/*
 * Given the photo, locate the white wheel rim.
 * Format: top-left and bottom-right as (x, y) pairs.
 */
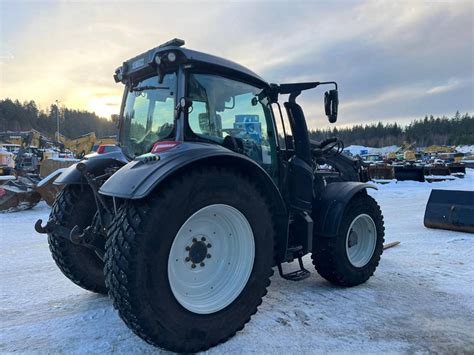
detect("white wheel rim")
(167, 204), (255, 314)
(345, 214), (377, 268)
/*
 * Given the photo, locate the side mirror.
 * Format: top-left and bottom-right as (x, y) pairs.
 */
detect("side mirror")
(324, 89), (338, 123)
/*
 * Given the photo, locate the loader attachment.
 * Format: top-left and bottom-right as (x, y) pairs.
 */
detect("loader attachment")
(0, 178), (41, 212)
(424, 189), (474, 233)
(34, 169), (65, 206)
(393, 165), (425, 182)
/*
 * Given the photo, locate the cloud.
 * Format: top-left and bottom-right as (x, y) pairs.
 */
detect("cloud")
(0, 0), (472, 127)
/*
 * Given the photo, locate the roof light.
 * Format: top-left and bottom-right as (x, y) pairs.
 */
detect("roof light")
(151, 141), (181, 154)
(154, 54), (161, 65)
(114, 67), (123, 82)
(167, 52), (176, 62)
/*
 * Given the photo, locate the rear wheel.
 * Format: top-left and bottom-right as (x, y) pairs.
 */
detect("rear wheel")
(312, 193), (384, 286)
(48, 185), (107, 294)
(105, 168), (274, 352)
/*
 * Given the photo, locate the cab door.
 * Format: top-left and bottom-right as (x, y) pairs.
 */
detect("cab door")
(185, 73), (279, 182)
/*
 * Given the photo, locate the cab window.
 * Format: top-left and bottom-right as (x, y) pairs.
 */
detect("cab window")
(187, 73), (276, 173)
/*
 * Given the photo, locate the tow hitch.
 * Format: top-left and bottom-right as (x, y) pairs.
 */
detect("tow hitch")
(35, 219), (105, 259)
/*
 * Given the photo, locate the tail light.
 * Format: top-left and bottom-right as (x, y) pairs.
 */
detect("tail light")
(151, 141), (181, 154)
(97, 145), (107, 154)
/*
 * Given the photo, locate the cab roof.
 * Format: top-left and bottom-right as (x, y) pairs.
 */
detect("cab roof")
(116, 38), (268, 87)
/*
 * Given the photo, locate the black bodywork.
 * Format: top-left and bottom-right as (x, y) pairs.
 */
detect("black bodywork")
(41, 39), (375, 267)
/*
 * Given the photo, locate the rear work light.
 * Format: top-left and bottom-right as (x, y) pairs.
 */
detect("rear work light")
(151, 141), (181, 154)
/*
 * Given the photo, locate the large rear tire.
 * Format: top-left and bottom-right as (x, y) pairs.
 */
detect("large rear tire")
(312, 193), (384, 286)
(105, 168), (274, 352)
(48, 185), (107, 294)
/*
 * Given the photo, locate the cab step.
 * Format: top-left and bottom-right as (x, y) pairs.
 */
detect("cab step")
(277, 256), (310, 281)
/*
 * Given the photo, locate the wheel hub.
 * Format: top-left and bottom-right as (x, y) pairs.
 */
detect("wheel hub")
(345, 214), (377, 268)
(348, 230), (358, 248)
(186, 237), (211, 266)
(167, 204), (255, 314)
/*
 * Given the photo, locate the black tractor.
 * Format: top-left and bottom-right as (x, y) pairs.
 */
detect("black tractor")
(36, 39), (384, 353)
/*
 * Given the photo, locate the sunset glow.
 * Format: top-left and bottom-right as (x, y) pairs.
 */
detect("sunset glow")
(1, 0), (472, 128)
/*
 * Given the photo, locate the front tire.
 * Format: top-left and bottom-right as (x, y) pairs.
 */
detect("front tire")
(105, 168), (274, 352)
(48, 185), (107, 294)
(312, 193), (384, 286)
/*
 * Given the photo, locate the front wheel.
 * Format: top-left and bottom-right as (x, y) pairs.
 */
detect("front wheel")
(312, 193), (384, 286)
(105, 168), (274, 352)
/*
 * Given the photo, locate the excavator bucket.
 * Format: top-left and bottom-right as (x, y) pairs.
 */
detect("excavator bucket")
(368, 165), (395, 180)
(424, 189), (474, 233)
(393, 165), (425, 182)
(0, 179), (42, 213)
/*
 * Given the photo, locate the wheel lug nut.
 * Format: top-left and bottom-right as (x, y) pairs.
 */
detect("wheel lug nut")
(207, 243), (212, 248)
(201, 237), (206, 241)
(206, 254), (211, 258)
(192, 238), (197, 243)
(185, 257), (190, 262)
(191, 264), (196, 269)
(185, 246), (190, 251)
(200, 262), (205, 267)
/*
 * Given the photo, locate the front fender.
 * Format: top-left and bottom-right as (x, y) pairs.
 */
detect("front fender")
(313, 182), (377, 238)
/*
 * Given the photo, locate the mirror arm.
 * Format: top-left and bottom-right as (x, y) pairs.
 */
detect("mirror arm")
(289, 91), (302, 103)
(319, 81), (338, 90)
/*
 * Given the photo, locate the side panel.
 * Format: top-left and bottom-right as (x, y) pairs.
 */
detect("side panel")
(313, 182), (377, 238)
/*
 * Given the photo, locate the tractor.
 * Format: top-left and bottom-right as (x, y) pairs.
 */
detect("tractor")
(35, 39), (384, 352)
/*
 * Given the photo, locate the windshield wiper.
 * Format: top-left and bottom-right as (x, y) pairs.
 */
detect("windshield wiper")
(130, 85), (170, 92)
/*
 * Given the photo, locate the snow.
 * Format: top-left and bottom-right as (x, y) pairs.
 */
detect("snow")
(345, 145), (400, 156)
(1, 172), (474, 353)
(456, 145), (474, 154)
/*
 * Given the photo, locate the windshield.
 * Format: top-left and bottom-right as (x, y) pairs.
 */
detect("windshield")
(121, 73), (176, 157)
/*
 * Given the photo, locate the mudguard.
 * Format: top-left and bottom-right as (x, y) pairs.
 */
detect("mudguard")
(54, 150), (128, 185)
(99, 142), (289, 263)
(313, 182), (377, 238)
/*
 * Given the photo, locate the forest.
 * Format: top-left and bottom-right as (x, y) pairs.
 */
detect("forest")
(0, 99), (117, 139)
(309, 112), (473, 147)
(0, 99), (472, 146)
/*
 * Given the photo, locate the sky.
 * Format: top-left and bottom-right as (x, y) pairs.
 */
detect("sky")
(0, 0), (473, 130)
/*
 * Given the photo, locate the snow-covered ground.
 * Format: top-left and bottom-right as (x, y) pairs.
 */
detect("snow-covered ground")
(1, 172), (473, 353)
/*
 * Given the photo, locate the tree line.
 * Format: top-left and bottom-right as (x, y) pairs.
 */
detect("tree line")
(309, 112), (473, 147)
(0, 99), (117, 139)
(0, 99), (472, 146)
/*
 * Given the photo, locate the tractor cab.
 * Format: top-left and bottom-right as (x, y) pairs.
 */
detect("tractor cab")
(115, 39), (339, 194)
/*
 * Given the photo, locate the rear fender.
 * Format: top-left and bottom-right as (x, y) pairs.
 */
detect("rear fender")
(99, 142), (289, 263)
(54, 151), (128, 185)
(313, 182), (377, 238)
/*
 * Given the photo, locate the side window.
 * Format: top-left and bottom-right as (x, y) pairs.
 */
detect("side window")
(187, 74), (276, 171)
(188, 101), (208, 134)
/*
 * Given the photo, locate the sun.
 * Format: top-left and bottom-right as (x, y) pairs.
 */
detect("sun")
(88, 95), (122, 119)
